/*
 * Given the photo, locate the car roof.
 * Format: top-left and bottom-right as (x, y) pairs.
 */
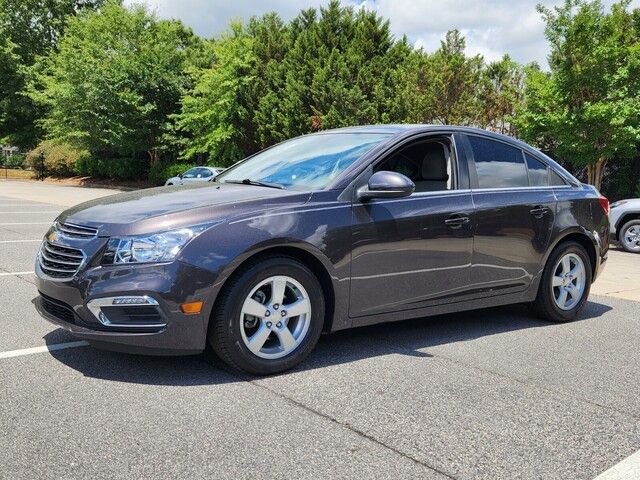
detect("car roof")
(319, 124), (527, 143)
(320, 124), (569, 165)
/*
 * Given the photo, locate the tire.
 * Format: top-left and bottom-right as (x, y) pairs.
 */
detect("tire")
(208, 256), (325, 375)
(618, 220), (640, 253)
(531, 241), (592, 322)
(166, 183), (173, 186)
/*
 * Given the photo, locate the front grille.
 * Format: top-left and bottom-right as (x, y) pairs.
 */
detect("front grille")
(39, 241), (85, 279)
(57, 222), (98, 238)
(39, 293), (76, 324)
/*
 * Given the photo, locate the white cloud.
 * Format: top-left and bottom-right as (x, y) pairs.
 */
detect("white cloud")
(126, 0), (640, 67)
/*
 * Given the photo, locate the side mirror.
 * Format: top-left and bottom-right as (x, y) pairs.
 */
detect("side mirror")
(178, 173), (183, 179)
(357, 171), (415, 200)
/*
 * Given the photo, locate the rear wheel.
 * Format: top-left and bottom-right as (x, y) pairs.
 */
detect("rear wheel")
(208, 256), (324, 375)
(619, 220), (640, 253)
(532, 241), (592, 322)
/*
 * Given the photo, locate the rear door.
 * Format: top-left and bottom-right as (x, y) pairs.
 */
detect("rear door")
(462, 134), (556, 295)
(349, 133), (475, 318)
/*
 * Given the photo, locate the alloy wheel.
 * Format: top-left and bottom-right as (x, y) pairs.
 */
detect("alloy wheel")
(239, 275), (312, 359)
(622, 225), (640, 252)
(551, 253), (586, 311)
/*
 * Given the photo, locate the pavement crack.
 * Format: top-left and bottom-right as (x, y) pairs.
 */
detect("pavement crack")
(419, 349), (640, 421)
(245, 375), (458, 479)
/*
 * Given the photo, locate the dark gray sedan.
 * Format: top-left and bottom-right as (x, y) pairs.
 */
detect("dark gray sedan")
(35, 125), (609, 374)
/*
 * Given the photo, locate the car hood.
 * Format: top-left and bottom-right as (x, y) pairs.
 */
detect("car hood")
(58, 183), (312, 237)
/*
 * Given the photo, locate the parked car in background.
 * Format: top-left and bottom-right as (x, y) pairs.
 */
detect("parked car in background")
(165, 166), (223, 186)
(35, 125), (609, 375)
(610, 198), (640, 253)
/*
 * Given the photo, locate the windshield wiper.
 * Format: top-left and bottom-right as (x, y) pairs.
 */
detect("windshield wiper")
(224, 179), (284, 189)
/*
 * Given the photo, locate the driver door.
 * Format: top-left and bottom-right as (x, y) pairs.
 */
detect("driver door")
(349, 134), (475, 318)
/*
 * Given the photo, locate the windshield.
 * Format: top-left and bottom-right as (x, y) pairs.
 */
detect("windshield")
(216, 133), (390, 190)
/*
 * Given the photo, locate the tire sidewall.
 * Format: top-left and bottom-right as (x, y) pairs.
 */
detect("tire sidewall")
(215, 258), (325, 375)
(540, 242), (592, 321)
(620, 220), (640, 253)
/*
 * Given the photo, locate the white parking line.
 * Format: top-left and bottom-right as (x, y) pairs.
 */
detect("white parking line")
(0, 222), (51, 225)
(0, 239), (41, 243)
(0, 204), (53, 207)
(0, 341), (89, 359)
(594, 449), (640, 479)
(0, 271), (35, 276)
(0, 211), (60, 213)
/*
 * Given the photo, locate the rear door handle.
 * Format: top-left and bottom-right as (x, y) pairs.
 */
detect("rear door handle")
(445, 215), (470, 229)
(530, 206), (549, 218)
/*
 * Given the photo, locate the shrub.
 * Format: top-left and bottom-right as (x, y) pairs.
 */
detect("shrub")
(26, 140), (90, 176)
(149, 162), (197, 185)
(2, 154), (26, 169)
(75, 156), (149, 180)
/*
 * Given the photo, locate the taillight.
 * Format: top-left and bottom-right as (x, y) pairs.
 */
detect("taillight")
(598, 195), (610, 215)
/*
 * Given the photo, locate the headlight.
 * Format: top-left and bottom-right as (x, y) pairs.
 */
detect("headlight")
(102, 226), (208, 265)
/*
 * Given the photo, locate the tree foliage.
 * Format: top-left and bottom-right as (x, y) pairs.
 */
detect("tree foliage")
(31, 1), (202, 162)
(515, 0), (640, 189)
(0, 0), (106, 147)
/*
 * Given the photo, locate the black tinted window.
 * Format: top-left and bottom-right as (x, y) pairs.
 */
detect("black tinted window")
(525, 154), (548, 186)
(468, 136), (528, 188)
(550, 169), (567, 186)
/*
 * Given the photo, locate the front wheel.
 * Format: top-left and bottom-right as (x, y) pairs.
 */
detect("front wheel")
(531, 241), (592, 322)
(208, 256), (325, 375)
(619, 220), (640, 253)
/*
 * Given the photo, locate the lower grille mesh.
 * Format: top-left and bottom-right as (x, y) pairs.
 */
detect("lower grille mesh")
(39, 293), (76, 324)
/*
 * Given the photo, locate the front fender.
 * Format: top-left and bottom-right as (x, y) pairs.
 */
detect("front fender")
(178, 196), (353, 331)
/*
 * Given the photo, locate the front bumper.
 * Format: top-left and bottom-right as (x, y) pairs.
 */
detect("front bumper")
(35, 259), (219, 355)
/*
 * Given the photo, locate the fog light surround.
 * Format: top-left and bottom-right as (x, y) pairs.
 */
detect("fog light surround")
(87, 295), (166, 329)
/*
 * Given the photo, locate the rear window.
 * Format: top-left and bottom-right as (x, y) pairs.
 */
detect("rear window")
(468, 136), (528, 188)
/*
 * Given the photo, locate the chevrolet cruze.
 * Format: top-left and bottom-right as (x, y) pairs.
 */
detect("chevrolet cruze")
(35, 125), (609, 375)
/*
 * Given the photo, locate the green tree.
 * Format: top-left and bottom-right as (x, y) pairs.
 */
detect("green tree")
(32, 1), (201, 163)
(0, 0), (106, 147)
(479, 55), (525, 135)
(516, 0), (640, 189)
(177, 1), (412, 163)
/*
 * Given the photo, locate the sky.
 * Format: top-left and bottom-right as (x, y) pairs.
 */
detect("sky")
(125, 0), (639, 67)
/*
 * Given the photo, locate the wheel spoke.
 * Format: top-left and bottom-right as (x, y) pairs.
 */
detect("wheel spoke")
(566, 285), (579, 300)
(247, 324), (271, 354)
(242, 298), (266, 318)
(552, 276), (564, 287)
(561, 256), (571, 275)
(274, 325), (296, 351)
(556, 288), (568, 308)
(270, 277), (287, 306)
(285, 298), (310, 318)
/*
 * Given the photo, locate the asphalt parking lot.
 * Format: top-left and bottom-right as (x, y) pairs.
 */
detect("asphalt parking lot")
(1, 180), (639, 480)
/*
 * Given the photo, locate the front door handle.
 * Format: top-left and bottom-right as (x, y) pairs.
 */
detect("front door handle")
(445, 215), (470, 229)
(530, 206), (549, 218)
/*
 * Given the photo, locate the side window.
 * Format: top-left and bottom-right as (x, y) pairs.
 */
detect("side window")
(525, 153), (548, 187)
(200, 168), (213, 178)
(468, 136), (528, 189)
(183, 168), (198, 178)
(549, 169), (567, 186)
(375, 139), (454, 193)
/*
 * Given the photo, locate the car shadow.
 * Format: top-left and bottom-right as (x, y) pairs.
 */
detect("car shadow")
(44, 299), (613, 385)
